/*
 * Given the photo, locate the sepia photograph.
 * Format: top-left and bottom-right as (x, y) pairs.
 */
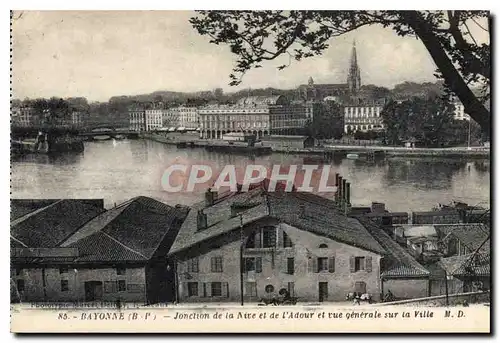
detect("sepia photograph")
(9, 9), (491, 333)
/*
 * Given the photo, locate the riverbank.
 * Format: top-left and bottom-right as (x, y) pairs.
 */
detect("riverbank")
(142, 133), (490, 159)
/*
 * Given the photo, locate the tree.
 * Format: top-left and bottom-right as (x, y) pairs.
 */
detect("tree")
(381, 96), (456, 147)
(32, 97), (71, 127)
(305, 101), (343, 139)
(190, 10), (490, 132)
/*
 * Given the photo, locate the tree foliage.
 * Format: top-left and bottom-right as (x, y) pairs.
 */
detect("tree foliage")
(305, 101), (343, 139)
(381, 96), (458, 147)
(190, 10), (490, 132)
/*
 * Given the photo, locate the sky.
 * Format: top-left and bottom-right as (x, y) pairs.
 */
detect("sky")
(11, 10), (488, 102)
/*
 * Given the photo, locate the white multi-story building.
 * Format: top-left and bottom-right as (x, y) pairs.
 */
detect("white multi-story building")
(129, 109), (145, 132)
(12, 106), (36, 127)
(198, 96), (283, 139)
(343, 104), (385, 133)
(144, 109), (164, 132)
(165, 106), (198, 129)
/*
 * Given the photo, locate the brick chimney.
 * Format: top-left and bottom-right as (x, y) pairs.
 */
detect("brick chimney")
(197, 209), (207, 231)
(205, 188), (218, 206)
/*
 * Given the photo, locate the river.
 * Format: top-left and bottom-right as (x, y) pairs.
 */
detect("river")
(10, 139), (490, 212)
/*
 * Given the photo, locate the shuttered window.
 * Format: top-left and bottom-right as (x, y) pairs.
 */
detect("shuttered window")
(187, 258), (199, 273)
(211, 282), (222, 297)
(211, 256), (223, 272)
(317, 257), (328, 272)
(328, 257), (335, 273)
(187, 282), (198, 296)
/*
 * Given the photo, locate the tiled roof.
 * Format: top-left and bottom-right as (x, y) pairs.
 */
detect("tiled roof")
(439, 253), (490, 277)
(169, 187), (386, 255)
(359, 218), (430, 278)
(66, 196), (188, 262)
(10, 200), (106, 248)
(435, 223), (490, 253)
(10, 199), (58, 221)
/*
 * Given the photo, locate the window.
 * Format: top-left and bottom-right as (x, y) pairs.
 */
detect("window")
(16, 279), (25, 293)
(188, 282), (199, 297)
(355, 257), (365, 272)
(116, 267), (126, 276)
(61, 280), (69, 292)
(15, 268), (22, 276)
(262, 229), (276, 248)
(59, 267), (68, 275)
(283, 232), (293, 247)
(318, 243), (328, 249)
(187, 258), (199, 273)
(265, 284), (275, 294)
(287, 258), (295, 275)
(317, 257), (329, 272)
(104, 281), (117, 293)
(246, 282), (257, 297)
(211, 282), (222, 297)
(118, 280), (126, 292)
(211, 256), (223, 272)
(287, 282), (295, 297)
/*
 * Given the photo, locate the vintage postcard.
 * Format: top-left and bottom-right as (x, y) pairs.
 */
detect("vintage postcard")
(10, 10), (491, 333)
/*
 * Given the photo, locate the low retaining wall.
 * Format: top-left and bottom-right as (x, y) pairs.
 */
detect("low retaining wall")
(376, 291), (490, 307)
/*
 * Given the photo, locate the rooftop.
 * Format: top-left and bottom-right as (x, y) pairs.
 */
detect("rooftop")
(10, 199), (106, 248)
(169, 184), (386, 256)
(359, 218), (430, 278)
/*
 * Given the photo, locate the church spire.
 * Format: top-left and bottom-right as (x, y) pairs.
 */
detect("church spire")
(347, 40), (361, 94)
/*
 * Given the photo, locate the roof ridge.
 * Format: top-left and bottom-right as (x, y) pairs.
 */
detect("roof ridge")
(100, 231), (147, 259)
(10, 199), (64, 227)
(11, 235), (28, 247)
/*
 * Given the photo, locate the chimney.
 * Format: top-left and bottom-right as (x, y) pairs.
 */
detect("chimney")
(205, 188), (218, 206)
(197, 210), (207, 231)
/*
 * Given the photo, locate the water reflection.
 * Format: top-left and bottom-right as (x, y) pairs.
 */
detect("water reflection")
(10, 140), (490, 212)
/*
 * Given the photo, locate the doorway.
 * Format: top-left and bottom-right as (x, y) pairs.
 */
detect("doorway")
(318, 282), (328, 302)
(84, 281), (103, 301)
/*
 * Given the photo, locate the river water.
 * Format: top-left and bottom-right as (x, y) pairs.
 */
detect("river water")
(11, 139), (490, 212)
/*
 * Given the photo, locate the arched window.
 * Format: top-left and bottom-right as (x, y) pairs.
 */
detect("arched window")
(319, 243), (328, 249)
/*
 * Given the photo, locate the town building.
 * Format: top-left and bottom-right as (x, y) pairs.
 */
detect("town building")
(10, 197), (188, 304)
(343, 100), (385, 133)
(11, 106), (37, 127)
(129, 108), (146, 132)
(145, 108), (164, 132)
(453, 100), (471, 121)
(168, 181), (431, 303)
(297, 41), (361, 102)
(165, 106), (199, 130)
(198, 96), (278, 139)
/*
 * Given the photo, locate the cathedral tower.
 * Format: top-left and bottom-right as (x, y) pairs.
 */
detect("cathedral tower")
(347, 40), (361, 94)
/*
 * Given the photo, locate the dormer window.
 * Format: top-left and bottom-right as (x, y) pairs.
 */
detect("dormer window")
(319, 243), (328, 249)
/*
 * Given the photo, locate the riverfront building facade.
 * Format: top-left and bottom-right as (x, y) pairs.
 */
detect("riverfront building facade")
(343, 101), (385, 133)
